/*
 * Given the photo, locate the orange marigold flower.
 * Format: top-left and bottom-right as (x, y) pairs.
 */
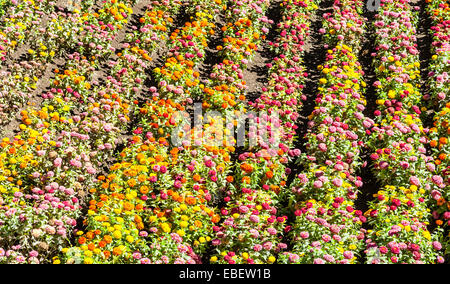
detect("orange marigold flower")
(138, 174), (147, 183)
(240, 163), (253, 173)
(127, 179), (137, 187)
(430, 140), (438, 147)
(88, 243), (96, 251)
(140, 186), (149, 194)
(185, 196), (197, 205)
(123, 202), (134, 211)
(104, 235), (112, 244)
(193, 174), (201, 182)
(211, 214), (220, 223)
(78, 237), (87, 245)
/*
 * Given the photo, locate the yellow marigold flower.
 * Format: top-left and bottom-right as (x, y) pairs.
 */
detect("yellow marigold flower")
(161, 223), (171, 233)
(113, 230), (122, 239)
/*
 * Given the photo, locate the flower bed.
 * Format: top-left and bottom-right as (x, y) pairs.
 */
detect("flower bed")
(364, 0), (444, 264)
(0, 0), (141, 264)
(205, 0), (316, 264)
(0, 0), (448, 265)
(59, 0), (221, 264)
(279, 0), (371, 264)
(425, 0), (450, 257)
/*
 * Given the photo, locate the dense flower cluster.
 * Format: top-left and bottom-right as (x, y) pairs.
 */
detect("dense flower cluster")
(364, 0), (444, 264)
(279, 0), (370, 264)
(425, 0), (450, 256)
(0, 0), (140, 264)
(0, 0), (448, 264)
(0, 0), (136, 124)
(0, 0), (52, 124)
(424, 0), (450, 107)
(209, 0), (316, 264)
(59, 0), (225, 264)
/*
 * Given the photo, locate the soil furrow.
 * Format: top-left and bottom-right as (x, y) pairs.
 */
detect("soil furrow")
(243, 0), (283, 102)
(354, 5), (380, 234)
(416, 0), (435, 130)
(198, 7), (226, 88)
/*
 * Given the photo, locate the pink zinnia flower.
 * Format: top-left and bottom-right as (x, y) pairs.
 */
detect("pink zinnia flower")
(343, 251), (354, 259)
(103, 124), (113, 132)
(29, 251), (39, 258)
(431, 190), (442, 201)
(332, 178), (343, 187)
(318, 143), (327, 152)
(409, 176), (421, 186)
(86, 167), (96, 175)
(313, 258), (325, 264)
(321, 234), (331, 243)
(323, 254), (335, 263)
(253, 244), (262, 252)
(299, 231), (309, 239)
(263, 242), (273, 250)
(313, 180), (323, 189)
(249, 215), (260, 223)
(16, 256), (26, 263)
(432, 175), (443, 186)
(432, 241), (442, 251)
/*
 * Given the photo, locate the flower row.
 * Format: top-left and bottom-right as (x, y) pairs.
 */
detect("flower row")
(0, 0), (141, 264)
(60, 0), (224, 264)
(209, 0), (317, 264)
(425, 0), (450, 257)
(280, 0), (371, 264)
(364, 0), (444, 264)
(0, 0), (58, 124)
